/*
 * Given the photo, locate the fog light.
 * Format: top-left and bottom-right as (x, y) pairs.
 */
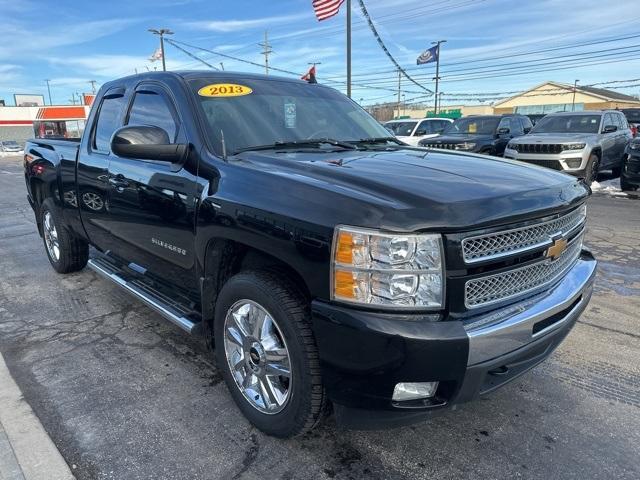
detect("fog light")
(392, 382), (439, 401)
(565, 158), (582, 169)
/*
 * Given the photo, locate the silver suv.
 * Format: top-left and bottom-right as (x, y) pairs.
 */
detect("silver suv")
(504, 111), (632, 184)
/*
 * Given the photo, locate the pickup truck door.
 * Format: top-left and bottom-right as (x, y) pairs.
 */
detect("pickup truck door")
(105, 84), (199, 291)
(76, 87), (127, 253)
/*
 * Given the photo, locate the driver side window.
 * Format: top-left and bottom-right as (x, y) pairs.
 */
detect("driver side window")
(127, 90), (178, 143)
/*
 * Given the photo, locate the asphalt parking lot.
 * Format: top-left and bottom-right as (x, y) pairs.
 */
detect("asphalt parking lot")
(0, 154), (638, 480)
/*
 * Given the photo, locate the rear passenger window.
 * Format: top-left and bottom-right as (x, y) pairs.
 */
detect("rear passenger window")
(617, 113), (628, 129)
(127, 91), (178, 142)
(93, 94), (127, 152)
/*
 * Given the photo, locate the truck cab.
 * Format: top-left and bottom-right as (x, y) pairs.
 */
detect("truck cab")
(24, 71), (596, 437)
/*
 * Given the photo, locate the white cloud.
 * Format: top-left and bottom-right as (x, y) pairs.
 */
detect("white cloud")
(184, 12), (309, 33)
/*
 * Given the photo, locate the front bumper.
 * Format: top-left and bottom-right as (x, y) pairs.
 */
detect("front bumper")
(311, 251), (596, 429)
(622, 151), (640, 186)
(504, 147), (590, 175)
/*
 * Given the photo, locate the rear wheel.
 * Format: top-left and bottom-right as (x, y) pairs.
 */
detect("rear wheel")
(584, 153), (601, 186)
(40, 198), (88, 273)
(214, 270), (326, 437)
(620, 174), (637, 191)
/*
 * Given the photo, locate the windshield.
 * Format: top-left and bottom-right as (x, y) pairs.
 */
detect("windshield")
(531, 114), (601, 134)
(191, 78), (391, 155)
(385, 121), (417, 136)
(623, 109), (640, 123)
(443, 117), (500, 135)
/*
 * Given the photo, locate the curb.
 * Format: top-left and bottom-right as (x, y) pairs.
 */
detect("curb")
(0, 352), (75, 480)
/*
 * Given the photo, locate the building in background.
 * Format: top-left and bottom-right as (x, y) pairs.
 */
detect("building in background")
(14, 94), (45, 107)
(367, 102), (493, 122)
(0, 94), (93, 144)
(493, 81), (640, 115)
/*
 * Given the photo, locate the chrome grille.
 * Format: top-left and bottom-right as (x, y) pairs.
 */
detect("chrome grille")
(465, 232), (584, 309)
(462, 205), (586, 264)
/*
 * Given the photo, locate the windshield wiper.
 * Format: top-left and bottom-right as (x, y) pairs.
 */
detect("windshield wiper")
(353, 136), (404, 145)
(233, 138), (357, 154)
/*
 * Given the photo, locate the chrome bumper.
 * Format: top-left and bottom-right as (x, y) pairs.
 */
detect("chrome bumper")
(465, 251), (597, 365)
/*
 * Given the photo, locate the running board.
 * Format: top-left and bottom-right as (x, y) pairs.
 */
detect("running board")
(87, 258), (198, 334)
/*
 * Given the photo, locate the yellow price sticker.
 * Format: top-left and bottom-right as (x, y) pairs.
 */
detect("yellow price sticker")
(197, 83), (253, 97)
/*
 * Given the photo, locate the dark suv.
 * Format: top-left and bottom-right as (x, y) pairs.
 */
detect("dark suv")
(418, 114), (532, 156)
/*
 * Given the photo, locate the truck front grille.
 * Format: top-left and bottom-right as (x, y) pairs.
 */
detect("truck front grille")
(462, 205), (586, 263)
(464, 232), (583, 309)
(427, 143), (458, 150)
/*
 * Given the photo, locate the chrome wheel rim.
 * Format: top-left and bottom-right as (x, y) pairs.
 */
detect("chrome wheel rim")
(223, 300), (292, 414)
(82, 192), (103, 211)
(43, 211), (60, 262)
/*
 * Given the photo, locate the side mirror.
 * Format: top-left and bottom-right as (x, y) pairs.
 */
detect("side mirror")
(497, 127), (510, 135)
(602, 125), (617, 133)
(111, 125), (188, 163)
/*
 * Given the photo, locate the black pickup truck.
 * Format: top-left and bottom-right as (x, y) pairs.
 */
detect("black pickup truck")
(24, 71), (596, 437)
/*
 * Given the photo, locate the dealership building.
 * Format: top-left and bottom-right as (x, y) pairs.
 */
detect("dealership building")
(493, 81), (640, 114)
(0, 93), (94, 145)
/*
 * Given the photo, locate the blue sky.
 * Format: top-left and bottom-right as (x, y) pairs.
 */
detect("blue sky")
(1, 0), (639, 106)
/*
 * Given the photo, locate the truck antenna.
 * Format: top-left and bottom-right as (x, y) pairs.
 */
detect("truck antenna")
(220, 129), (227, 160)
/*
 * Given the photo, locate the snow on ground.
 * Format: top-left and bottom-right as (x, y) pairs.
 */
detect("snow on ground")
(590, 178), (630, 197)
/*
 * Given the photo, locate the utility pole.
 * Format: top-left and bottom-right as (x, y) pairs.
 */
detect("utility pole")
(44, 79), (52, 105)
(438, 92), (444, 115)
(431, 39), (446, 116)
(220, 62), (224, 71)
(397, 69), (402, 119)
(572, 79), (579, 111)
(88, 80), (97, 94)
(346, 0), (352, 97)
(258, 31), (273, 75)
(148, 28), (174, 71)
(69, 93), (76, 105)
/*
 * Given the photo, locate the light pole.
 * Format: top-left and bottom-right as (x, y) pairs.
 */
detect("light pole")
(431, 39), (446, 116)
(44, 79), (52, 105)
(572, 79), (579, 111)
(148, 28), (174, 71)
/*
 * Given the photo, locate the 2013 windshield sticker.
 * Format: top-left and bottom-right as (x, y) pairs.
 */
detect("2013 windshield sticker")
(198, 83), (253, 97)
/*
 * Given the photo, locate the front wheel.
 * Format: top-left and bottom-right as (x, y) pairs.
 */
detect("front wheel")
(214, 270), (326, 437)
(584, 153), (601, 186)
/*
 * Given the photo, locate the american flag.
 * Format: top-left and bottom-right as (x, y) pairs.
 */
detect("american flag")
(312, 0), (345, 21)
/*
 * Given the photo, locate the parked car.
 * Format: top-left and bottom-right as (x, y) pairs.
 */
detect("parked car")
(621, 138), (640, 190)
(24, 71), (596, 437)
(384, 118), (452, 146)
(526, 113), (547, 125)
(621, 108), (640, 137)
(504, 110), (633, 184)
(418, 114), (532, 156)
(0, 140), (23, 153)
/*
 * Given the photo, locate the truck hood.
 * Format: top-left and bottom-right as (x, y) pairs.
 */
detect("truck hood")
(510, 133), (596, 144)
(232, 148), (589, 231)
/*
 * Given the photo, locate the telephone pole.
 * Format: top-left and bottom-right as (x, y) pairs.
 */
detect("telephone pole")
(148, 28), (174, 71)
(432, 39), (446, 115)
(346, 0), (352, 97)
(258, 31), (273, 75)
(44, 79), (52, 105)
(88, 80), (97, 94)
(572, 79), (579, 111)
(397, 69), (402, 119)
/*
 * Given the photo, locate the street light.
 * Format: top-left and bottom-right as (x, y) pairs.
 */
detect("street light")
(148, 28), (174, 72)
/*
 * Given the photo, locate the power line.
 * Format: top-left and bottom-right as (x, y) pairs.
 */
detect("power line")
(356, 0), (432, 94)
(165, 39), (220, 70)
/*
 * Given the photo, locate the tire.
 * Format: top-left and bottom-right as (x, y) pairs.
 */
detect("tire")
(40, 198), (89, 273)
(584, 153), (601, 186)
(214, 270), (326, 438)
(612, 165), (622, 178)
(620, 174), (638, 191)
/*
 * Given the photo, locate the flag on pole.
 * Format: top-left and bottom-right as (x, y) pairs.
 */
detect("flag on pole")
(312, 0), (345, 21)
(301, 65), (317, 83)
(149, 48), (163, 62)
(416, 45), (439, 65)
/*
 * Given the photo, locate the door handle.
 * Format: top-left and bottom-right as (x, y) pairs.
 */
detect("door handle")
(108, 174), (129, 189)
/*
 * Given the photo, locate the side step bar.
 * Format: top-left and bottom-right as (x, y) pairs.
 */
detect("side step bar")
(87, 258), (198, 334)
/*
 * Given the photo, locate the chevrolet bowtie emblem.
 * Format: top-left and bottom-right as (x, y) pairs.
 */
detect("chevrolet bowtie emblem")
(545, 237), (568, 260)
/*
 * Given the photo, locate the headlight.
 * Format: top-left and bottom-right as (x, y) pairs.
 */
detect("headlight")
(562, 143), (586, 151)
(456, 142), (476, 150)
(332, 226), (444, 309)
